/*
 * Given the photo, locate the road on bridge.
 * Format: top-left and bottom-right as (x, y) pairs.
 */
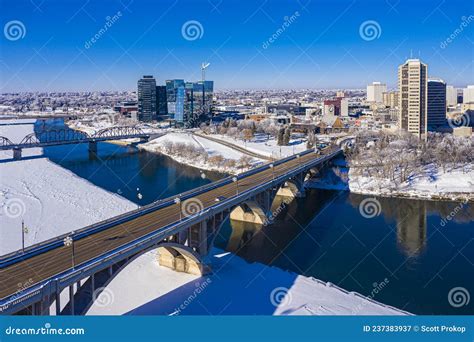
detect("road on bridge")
(0, 148), (337, 300)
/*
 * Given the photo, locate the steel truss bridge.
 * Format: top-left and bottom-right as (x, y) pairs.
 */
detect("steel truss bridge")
(0, 126), (150, 159)
(0, 146), (345, 315)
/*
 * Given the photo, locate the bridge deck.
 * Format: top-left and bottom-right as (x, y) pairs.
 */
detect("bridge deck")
(0, 149), (336, 300)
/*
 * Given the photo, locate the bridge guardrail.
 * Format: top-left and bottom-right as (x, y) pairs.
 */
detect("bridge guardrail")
(0, 148), (328, 267)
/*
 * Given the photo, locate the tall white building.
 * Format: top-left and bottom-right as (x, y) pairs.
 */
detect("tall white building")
(463, 85), (474, 103)
(446, 85), (457, 107)
(367, 82), (387, 103)
(398, 59), (428, 138)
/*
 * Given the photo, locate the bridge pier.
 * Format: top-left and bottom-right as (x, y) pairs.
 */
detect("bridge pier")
(157, 246), (208, 275)
(13, 147), (22, 160)
(31, 295), (51, 316)
(88, 141), (98, 153)
(230, 201), (267, 225)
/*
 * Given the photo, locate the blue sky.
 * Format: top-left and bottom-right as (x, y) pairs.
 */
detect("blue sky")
(1, 0), (473, 91)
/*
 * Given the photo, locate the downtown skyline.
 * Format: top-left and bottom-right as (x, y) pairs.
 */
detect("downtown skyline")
(1, 0), (473, 92)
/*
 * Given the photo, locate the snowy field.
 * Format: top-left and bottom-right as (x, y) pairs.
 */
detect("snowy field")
(349, 165), (474, 201)
(140, 131), (262, 174)
(0, 120), (136, 255)
(87, 248), (408, 316)
(209, 133), (308, 158)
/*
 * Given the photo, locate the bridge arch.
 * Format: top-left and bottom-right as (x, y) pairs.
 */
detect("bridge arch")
(74, 242), (207, 315)
(93, 126), (145, 139)
(0, 136), (14, 147)
(19, 129), (90, 146)
(229, 200), (267, 225)
(276, 179), (304, 199)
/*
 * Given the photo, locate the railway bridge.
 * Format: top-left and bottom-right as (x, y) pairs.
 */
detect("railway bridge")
(0, 126), (152, 159)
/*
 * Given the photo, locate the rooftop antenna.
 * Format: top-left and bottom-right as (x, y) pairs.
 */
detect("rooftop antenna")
(201, 62), (210, 82)
(410, 49), (413, 58)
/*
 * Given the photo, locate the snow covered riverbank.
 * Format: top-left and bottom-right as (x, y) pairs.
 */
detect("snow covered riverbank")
(139, 132), (263, 174)
(306, 160), (473, 202)
(0, 120), (136, 255)
(348, 165), (474, 202)
(87, 248), (409, 316)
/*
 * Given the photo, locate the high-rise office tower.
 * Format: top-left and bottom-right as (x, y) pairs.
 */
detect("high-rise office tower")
(446, 85), (458, 107)
(166, 79), (185, 121)
(156, 85), (168, 119)
(367, 82), (387, 103)
(398, 59), (428, 138)
(463, 85), (474, 103)
(427, 78), (447, 131)
(137, 75), (157, 122)
(183, 81), (214, 127)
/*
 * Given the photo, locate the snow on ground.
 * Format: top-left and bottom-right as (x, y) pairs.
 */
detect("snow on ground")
(0, 120), (136, 255)
(140, 131), (262, 174)
(209, 133), (308, 158)
(349, 164), (474, 201)
(87, 248), (408, 316)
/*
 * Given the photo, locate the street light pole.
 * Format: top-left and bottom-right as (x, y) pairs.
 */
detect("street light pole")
(63, 234), (75, 270)
(269, 164), (274, 181)
(232, 176), (239, 195)
(21, 220), (26, 252)
(174, 197), (182, 220)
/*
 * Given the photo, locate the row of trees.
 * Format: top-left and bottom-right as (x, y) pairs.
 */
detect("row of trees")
(346, 131), (473, 187)
(160, 141), (253, 170)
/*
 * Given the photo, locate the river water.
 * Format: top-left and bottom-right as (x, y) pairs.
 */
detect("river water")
(38, 119), (473, 315)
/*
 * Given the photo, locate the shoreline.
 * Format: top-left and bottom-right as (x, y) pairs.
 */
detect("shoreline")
(137, 145), (236, 175)
(308, 182), (473, 203)
(348, 188), (473, 203)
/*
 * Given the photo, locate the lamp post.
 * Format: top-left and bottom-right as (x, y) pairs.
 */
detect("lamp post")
(174, 197), (182, 220)
(21, 220), (28, 253)
(269, 163), (275, 181)
(232, 176), (239, 195)
(63, 234), (75, 270)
